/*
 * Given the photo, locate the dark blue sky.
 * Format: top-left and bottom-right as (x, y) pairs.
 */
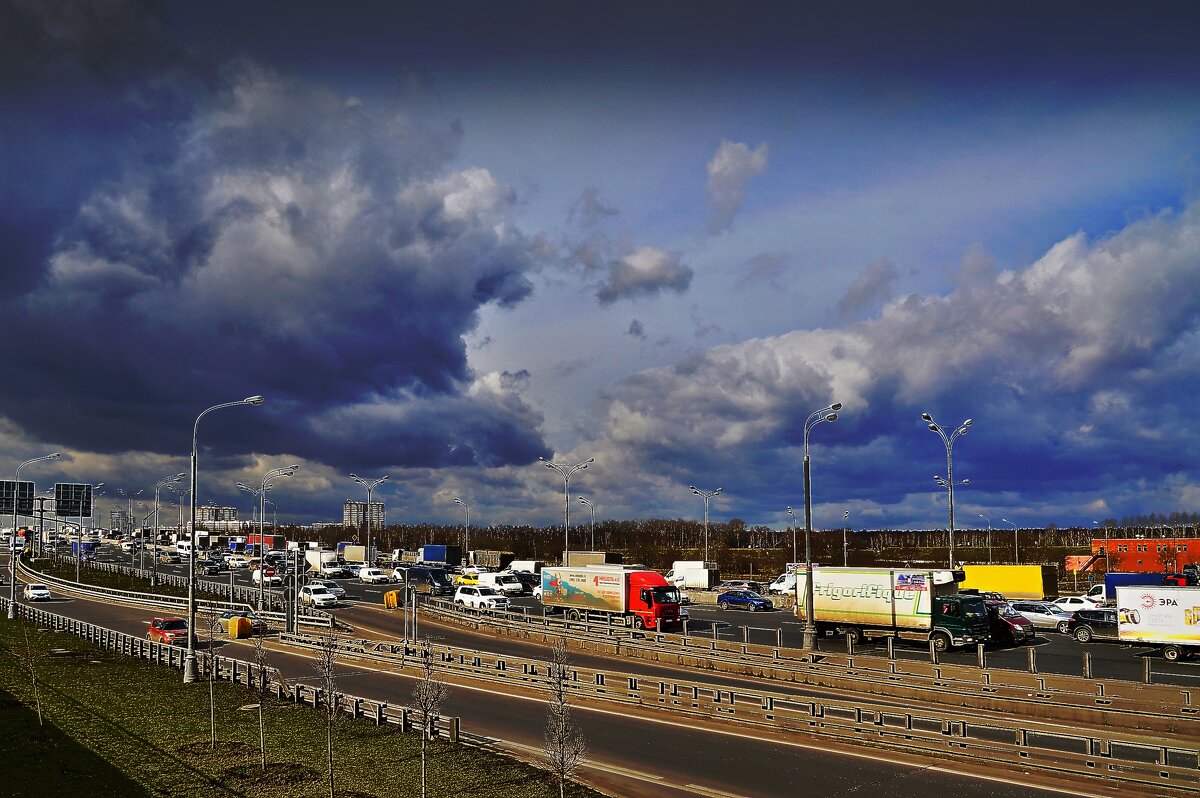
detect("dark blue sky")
(3, 0), (1200, 530)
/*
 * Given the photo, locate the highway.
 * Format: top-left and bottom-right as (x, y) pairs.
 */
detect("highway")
(8, 550), (1172, 798)
(127, 547), (1200, 687)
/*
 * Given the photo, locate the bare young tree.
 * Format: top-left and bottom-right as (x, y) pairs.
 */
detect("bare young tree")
(9, 624), (46, 726)
(252, 632), (272, 772)
(544, 640), (586, 798)
(410, 638), (448, 798)
(313, 624), (340, 798)
(203, 610), (219, 750)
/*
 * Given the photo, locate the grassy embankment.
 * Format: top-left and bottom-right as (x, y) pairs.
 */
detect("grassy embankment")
(0, 615), (599, 797)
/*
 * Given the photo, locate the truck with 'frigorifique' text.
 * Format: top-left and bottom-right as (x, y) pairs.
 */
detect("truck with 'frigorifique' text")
(541, 565), (683, 630)
(794, 567), (990, 651)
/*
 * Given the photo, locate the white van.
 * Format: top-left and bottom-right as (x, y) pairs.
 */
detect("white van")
(768, 572), (797, 595)
(478, 571), (524, 596)
(175, 540), (194, 558)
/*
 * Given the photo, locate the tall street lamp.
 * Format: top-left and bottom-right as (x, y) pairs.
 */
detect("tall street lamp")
(577, 496), (595, 551)
(240, 464), (297, 611)
(785, 506), (798, 564)
(10, 452), (61, 619)
(350, 474), (387, 563)
(802, 402), (841, 651)
(152, 474), (185, 587)
(1092, 520), (1111, 572)
(979, 514), (992, 564)
(75, 483), (104, 585)
(539, 456), (593, 561)
(452, 497), (470, 553)
(688, 486), (721, 564)
(118, 488), (146, 571)
(842, 509), (850, 567)
(1001, 518), (1018, 564)
(922, 412), (973, 569)
(184, 395), (264, 684)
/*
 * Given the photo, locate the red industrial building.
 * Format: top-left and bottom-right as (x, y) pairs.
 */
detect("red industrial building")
(1090, 536), (1199, 572)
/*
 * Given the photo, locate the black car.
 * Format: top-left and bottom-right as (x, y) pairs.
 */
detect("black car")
(1066, 608), (1119, 643)
(511, 572), (539, 594)
(196, 559), (223, 575)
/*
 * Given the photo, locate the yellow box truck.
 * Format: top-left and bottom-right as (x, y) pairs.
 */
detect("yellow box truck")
(959, 565), (1057, 600)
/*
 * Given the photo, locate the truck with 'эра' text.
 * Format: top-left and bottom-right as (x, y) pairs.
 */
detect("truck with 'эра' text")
(958, 565), (1058, 600)
(541, 565), (683, 630)
(794, 567), (990, 651)
(1116, 585), (1200, 662)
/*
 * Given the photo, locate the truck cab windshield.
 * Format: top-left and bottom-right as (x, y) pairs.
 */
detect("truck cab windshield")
(959, 598), (988, 619)
(651, 587), (681, 605)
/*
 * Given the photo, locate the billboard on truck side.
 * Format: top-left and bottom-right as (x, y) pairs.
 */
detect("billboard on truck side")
(1116, 586), (1200, 644)
(541, 567), (626, 613)
(796, 568), (953, 631)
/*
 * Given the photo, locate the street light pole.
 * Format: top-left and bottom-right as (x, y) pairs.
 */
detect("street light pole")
(842, 509), (850, 567)
(539, 456), (593, 561)
(802, 402), (842, 651)
(1092, 520), (1111, 572)
(453, 497), (470, 554)
(152, 474), (185, 587)
(10, 452), (61, 619)
(688, 486), (721, 564)
(76, 483), (104, 584)
(118, 488), (146, 572)
(577, 497), (595, 551)
(184, 395), (264, 684)
(239, 464), (297, 611)
(979, 514), (992, 564)
(922, 412), (973, 569)
(350, 474), (387, 564)
(1001, 518), (1018, 564)
(785, 506), (798, 564)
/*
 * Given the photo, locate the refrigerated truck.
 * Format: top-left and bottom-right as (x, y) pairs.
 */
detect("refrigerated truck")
(540, 565), (683, 630)
(794, 567), (991, 651)
(664, 560), (720, 590)
(958, 565), (1058, 600)
(1116, 585), (1200, 662)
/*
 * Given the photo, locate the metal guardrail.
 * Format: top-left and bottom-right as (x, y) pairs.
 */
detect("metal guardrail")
(277, 629), (1198, 796)
(17, 556), (334, 628)
(420, 598), (1196, 734)
(0, 597), (459, 742)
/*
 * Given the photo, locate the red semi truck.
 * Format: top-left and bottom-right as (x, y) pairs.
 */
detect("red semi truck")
(246, 533), (286, 551)
(540, 565), (683, 630)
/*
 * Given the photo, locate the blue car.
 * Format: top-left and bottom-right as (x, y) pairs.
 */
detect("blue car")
(717, 590), (773, 612)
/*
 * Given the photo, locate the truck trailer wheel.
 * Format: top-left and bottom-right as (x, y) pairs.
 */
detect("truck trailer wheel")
(633, 617), (646, 630)
(844, 627), (862, 645)
(931, 632), (951, 653)
(1162, 645), (1183, 662)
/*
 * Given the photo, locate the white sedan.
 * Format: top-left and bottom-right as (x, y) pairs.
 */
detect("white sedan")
(299, 585), (339, 607)
(454, 585), (509, 610)
(23, 584), (52, 601)
(1051, 595), (1102, 613)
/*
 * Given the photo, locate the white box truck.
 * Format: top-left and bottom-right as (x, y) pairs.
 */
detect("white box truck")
(664, 561), (719, 590)
(1116, 585), (1200, 662)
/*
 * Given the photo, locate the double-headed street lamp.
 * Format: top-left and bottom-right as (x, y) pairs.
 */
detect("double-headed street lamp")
(350, 474), (387, 561)
(452, 497), (470, 553)
(10, 452), (62, 619)
(1001, 518), (1018, 564)
(539, 456), (593, 560)
(577, 496), (595, 551)
(979, 514), (992, 564)
(239, 464), (298, 610)
(152, 474), (186, 586)
(802, 403), (841, 650)
(76, 483), (104, 585)
(922, 412), (973, 569)
(184, 395), (264, 684)
(118, 487), (146, 570)
(689, 486), (721, 564)
(785, 506), (798, 564)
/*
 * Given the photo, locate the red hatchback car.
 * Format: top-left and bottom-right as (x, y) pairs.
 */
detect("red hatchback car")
(146, 617), (189, 645)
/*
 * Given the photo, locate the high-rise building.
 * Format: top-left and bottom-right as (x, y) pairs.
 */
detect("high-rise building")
(343, 500), (384, 529)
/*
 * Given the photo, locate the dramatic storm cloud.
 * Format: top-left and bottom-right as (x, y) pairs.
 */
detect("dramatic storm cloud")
(596, 246), (693, 305)
(574, 204), (1200, 525)
(3, 54), (546, 471)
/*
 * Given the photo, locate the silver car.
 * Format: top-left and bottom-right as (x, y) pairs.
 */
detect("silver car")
(1010, 600), (1074, 634)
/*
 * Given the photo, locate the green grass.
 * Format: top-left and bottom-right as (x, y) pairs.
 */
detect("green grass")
(0, 616), (600, 797)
